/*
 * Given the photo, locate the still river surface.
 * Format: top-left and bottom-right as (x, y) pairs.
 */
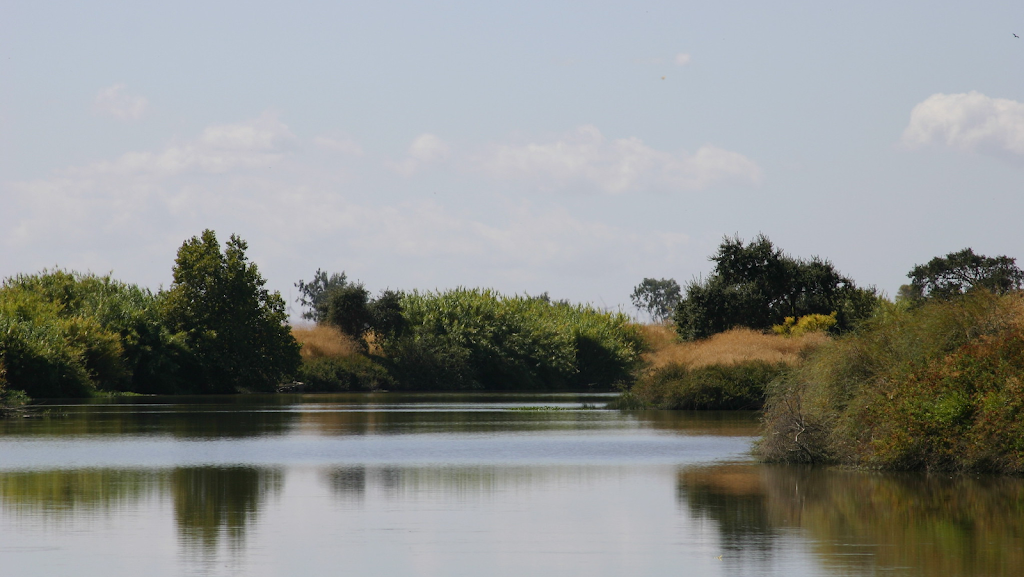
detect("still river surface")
(0, 393), (1021, 576)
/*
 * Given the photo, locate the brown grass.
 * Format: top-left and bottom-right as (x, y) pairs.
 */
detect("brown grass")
(291, 325), (361, 360)
(639, 325), (828, 370)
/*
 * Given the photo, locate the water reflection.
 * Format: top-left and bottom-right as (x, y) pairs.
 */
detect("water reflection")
(677, 463), (1024, 576)
(0, 469), (163, 517)
(0, 466), (282, 553)
(3, 394), (762, 441)
(172, 466), (282, 552)
(0, 402), (298, 438)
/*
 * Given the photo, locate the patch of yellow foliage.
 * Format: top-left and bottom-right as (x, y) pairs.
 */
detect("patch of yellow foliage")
(291, 324), (361, 360)
(639, 324), (827, 370)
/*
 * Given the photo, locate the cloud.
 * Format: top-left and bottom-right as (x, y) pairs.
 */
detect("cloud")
(475, 125), (762, 193)
(902, 91), (1024, 159)
(674, 53), (692, 66)
(392, 133), (451, 175)
(2, 116), (703, 308)
(73, 112), (294, 178)
(93, 84), (149, 120)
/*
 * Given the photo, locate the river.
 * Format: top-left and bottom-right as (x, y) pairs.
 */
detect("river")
(0, 393), (1020, 576)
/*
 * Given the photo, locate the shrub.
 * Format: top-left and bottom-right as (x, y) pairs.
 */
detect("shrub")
(630, 361), (788, 410)
(1, 270), (196, 396)
(757, 291), (1024, 473)
(382, 288), (644, 391)
(296, 356), (394, 392)
(772, 312), (837, 337)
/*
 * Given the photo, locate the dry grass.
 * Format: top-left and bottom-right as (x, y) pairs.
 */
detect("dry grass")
(291, 325), (361, 360)
(639, 324), (828, 370)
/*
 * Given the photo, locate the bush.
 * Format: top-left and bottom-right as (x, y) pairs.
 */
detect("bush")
(629, 361), (788, 410)
(772, 312), (837, 337)
(758, 291), (1024, 473)
(296, 356), (394, 392)
(382, 288), (644, 391)
(0, 287), (100, 398)
(2, 270), (193, 394)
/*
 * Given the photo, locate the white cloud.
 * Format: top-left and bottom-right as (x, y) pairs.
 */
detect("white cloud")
(73, 112), (294, 178)
(902, 91), (1024, 159)
(2, 117), (701, 307)
(476, 125), (762, 193)
(93, 84), (149, 120)
(675, 53), (691, 66)
(392, 133), (451, 176)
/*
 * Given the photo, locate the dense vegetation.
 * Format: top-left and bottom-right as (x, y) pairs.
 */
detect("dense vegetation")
(673, 235), (877, 341)
(292, 285), (644, 392)
(0, 230), (299, 400)
(615, 326), (825, 410)
(757, 291), (1024, 473)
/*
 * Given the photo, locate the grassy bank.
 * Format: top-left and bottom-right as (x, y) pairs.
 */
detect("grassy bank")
(615, 326), (825, 409)
(291, 325), (393, 391)
(758, 291), (1024, 474)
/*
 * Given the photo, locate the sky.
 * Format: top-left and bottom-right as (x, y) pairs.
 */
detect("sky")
(3, 0), (1024, 319)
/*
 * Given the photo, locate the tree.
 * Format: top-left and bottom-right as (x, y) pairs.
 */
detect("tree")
(324, 285), (407, 347)
(325, 284), (373, 341)
(161, 230), (300, 393)
(631, 278), (681, 322)
(907, 248), (1024, 301)
(674, 235), (876, 340)
(295, 269), (348, 322)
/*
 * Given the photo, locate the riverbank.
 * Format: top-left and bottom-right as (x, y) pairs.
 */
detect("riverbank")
(757, 291), (1024, 474)
(612, 326), (826, 410)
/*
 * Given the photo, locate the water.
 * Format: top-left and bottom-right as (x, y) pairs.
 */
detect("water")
(0, 393), (1021, 576)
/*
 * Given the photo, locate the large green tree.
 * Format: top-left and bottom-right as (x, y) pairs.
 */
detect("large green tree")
(903, 248), (1024, 301)
(161, 230), (300, 393)
(674, 235), (876, 340)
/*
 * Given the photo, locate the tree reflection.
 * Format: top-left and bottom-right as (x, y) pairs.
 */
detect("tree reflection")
(171, 466), (282, 552)
(0, 469), (162, 517)
(677, 463), (1024, 576)
(324, 466), (367, 500)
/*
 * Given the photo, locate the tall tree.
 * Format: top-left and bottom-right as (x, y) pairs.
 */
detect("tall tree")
(631, 278), (681, 322)
(161, 230), (300, 393)
(674, 235), (876, 340)
(906, 248), (1024, 300)
(295, 269), (348, 323)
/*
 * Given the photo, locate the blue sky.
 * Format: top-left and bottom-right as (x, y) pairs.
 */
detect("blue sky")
(3, 1), (1024, 317)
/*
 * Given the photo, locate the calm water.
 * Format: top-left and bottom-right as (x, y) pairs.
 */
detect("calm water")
(0, 394), (1021, 576)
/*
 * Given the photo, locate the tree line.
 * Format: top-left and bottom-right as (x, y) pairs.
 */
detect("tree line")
(0, 229), (644, 401)
(631, 234), (1023, 339)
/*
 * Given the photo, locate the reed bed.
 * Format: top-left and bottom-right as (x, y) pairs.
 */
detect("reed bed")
(291, 325), (361, 360)
(639, 325), (827, 371)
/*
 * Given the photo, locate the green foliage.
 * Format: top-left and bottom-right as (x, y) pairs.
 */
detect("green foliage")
(674, 235), (877, 340)
(907, 247), (1024, 301)
(296, 356), (394, 392)
(772, 312), (838, 337)
(161, 230), (300, 393)
(381, 288), (644, 391)
(2, 270), (192, 394)
(0, 272), (154, 398)
(631, 277), (681, 322)
(325, 284), (373, 341)
(629, 361), (787, 410)
(758, 291), (1024, 473)
(295, 269), (349, 322)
